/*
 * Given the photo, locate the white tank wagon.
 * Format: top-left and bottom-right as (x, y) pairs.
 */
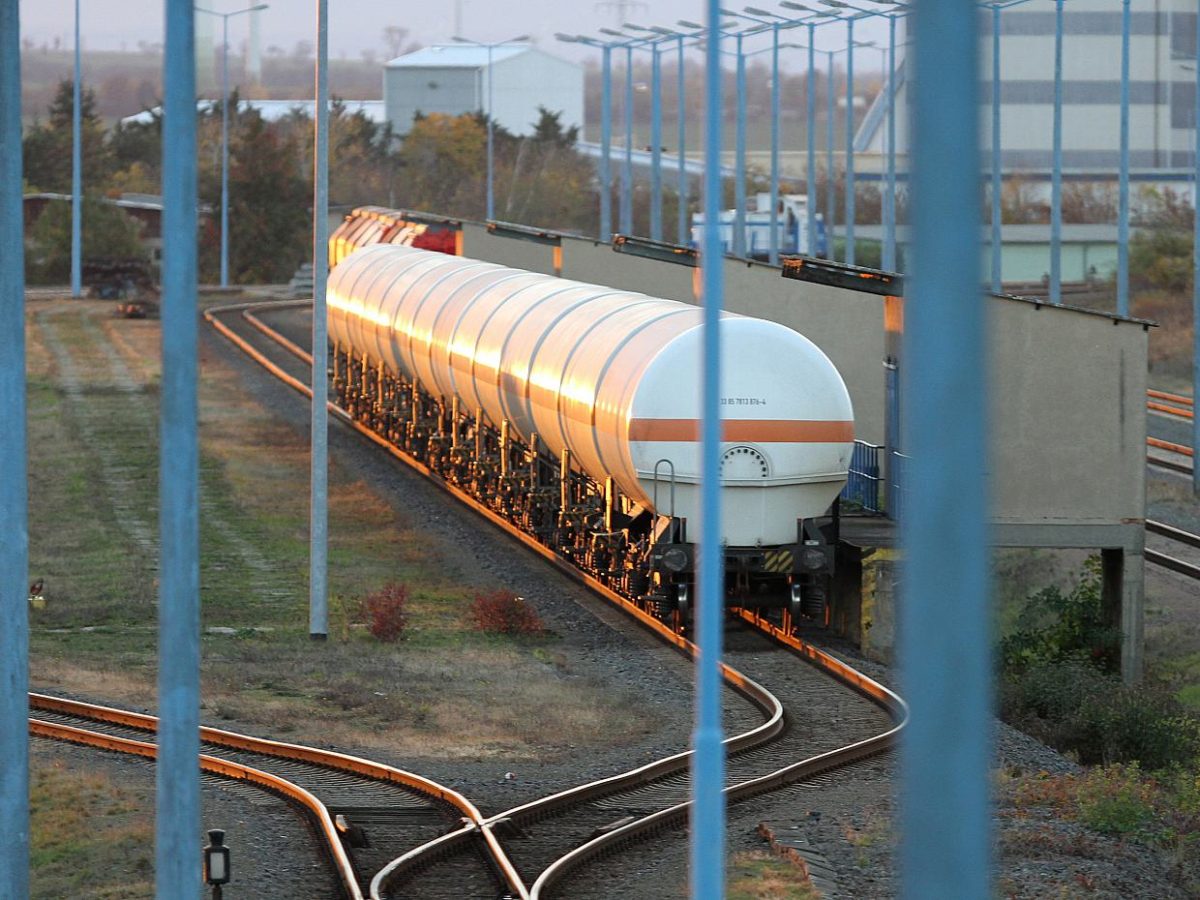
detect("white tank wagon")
(328, 243), (854, 621)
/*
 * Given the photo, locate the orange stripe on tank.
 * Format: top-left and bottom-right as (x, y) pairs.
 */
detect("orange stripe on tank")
(628, 419), (854, 443)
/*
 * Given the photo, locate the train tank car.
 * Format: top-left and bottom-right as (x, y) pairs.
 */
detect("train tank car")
(328, 243), (854, 624)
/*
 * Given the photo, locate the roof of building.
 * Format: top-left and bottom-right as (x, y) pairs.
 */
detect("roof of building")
(120, 99), (386, 127)
(385, 44), (530, 69)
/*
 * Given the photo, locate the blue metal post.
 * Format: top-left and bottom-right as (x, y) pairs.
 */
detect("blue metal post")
(990, 4), (1001, 293)
(220, 14), (230, 287)
(623, 45), (634, 235)
(1117, 0), (1130, 317)
(158, 0), (200, 896)
(769, 24), (782, 264)
(734, 33), (747, 258)
(1193, 7), (1200, 496)
(845, 17), (856, 267)
(71, 0), (82, 298)
(486, 43), (495, 220)
(827, 49), (836, 256)
(885, 12), (898, 272)
(807, 26), (817, 256)
(651, 42), (663, 241)
(678, 35), (688, 244)
(1050, 0), (1063, 304)
(692, 0), (725, 894)
(601, 45), (613, 240)
(311, 0), (329, 638)
(903, 0), (990, 895)
(0, 1), (30, 894)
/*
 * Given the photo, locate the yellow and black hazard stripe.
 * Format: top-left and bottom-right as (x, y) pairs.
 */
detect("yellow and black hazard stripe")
(763, 548), (794, 574)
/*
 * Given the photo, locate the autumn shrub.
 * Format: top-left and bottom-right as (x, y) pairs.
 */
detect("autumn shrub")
(363, 582), (408, 642)
(469, 589), (543, 635)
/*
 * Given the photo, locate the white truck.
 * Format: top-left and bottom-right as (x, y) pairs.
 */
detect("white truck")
(690, 192), (825, 259)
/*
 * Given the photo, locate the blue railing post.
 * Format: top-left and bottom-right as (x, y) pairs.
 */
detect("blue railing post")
(902, 0), (991, 895)
(1117, 0), (1131, 318)
(990, 4), (1002, 293)
(692, 0), (726, 895)
(677, 35), (688, 244)
(769, 22), (782, 265)
(157, 1), (201, 897)
(1050, 0), (1063, 304)
(622, 45), (634, 235)
(884, 12), (897, 272)
(1193, 5), (1200, 496)
(806, 27), (817, 256)
(845, 17), (856, 267)
(651, 42), (663, 241)
(601, 45), (613, 240)
(734, 32), (747, 258)
(826, 49), (836, 257)
(0, 1), (30, 894)
(71, 0), (82, 298)
(310, 0), (329, 637)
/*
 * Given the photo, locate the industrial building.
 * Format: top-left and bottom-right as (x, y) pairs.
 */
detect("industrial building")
(383, 44), (584, 138)
(857, 0), (1199, 179)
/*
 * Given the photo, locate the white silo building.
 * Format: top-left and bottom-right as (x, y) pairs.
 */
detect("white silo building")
(383, 44), (584, 138)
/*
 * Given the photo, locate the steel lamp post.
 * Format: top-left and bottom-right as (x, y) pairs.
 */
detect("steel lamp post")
(196, 4), (268, 288)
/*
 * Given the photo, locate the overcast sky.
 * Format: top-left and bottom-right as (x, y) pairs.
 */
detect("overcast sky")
(19, 0), (893, 71)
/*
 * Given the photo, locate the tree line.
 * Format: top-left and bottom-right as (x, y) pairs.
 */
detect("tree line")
(21, 79), (599, 285)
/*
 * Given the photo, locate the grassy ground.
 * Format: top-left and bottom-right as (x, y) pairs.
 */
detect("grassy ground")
(29, 746), (155, 899)
(26, 299), (648, 758)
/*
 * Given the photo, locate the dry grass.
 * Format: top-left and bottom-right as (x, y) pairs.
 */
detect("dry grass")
(726, 851), (819, 899)
(26, 300), (652, 758)
(30, 747), (154, 899)
(1133, 290), (1194, 383)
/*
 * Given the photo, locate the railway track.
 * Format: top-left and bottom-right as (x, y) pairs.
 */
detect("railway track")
(1146, 389), (1194, 474)
(28, 692), (515, 899)
(206, 298), (907, 898)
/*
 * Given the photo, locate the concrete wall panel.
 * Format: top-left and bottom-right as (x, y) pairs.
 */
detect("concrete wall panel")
(987, 297), (1147, 524)
(460, 222), (557, 275)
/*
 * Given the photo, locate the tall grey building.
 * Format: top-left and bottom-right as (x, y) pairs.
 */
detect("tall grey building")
(857, 0), (1198, 178)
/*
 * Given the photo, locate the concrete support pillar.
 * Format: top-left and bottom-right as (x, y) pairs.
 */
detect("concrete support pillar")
(860, 548), (899, 664)
(1102, 546), (1144, 685)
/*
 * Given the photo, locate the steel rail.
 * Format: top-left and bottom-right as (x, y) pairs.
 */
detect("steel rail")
(29, 714), (362, 899)
(1148, 389), (1194, 408)
(1145, 519), (1200, 581)
(209, 300), (909, 897)
(1148, 400), (1194, 420)
(1148, 437), (1193, 458)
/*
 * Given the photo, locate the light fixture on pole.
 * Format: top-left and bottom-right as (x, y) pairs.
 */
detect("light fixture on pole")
(196, 3), (269, 288)
(203, 829), (231, 899)
(453, 34), (530, 221)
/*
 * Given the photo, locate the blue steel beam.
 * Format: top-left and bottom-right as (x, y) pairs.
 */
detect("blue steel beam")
(1050, 0), (1063, 304)
(990, 3), (1001, 292)
(734, 32), (747, 256)
(807, 27), (817, 257)
(770, 23), (781, 263)
(650, 42), (663, 240)
(310, 0), (329, 638)
(1118, 0), (1131, 318)
(157, 0), (201, 896)
(71, 0), (82, 298)
(826, 48), (836, 255)
(678, 34), (689, 243)
(602, 46), (614, 239)
(0, 0), (30, 894)
(844, 15), (855, 265)
(885, 11), (898, 271)
(693, 0), (726, 892)
(624, 45), (635, 234)
(902, 0), (991, 898)
(1194, 7), (1200, 496)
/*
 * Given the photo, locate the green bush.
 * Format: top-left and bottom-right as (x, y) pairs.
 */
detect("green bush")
(1000, 556), (1120, 675)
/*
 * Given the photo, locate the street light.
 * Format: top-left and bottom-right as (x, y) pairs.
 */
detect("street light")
(452, 34), (530, 221)
(196, 3), (268, 288)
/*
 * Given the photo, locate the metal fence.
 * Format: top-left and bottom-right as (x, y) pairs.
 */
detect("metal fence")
(889, 450), (910, 523)
(843, 439), (884, 512)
